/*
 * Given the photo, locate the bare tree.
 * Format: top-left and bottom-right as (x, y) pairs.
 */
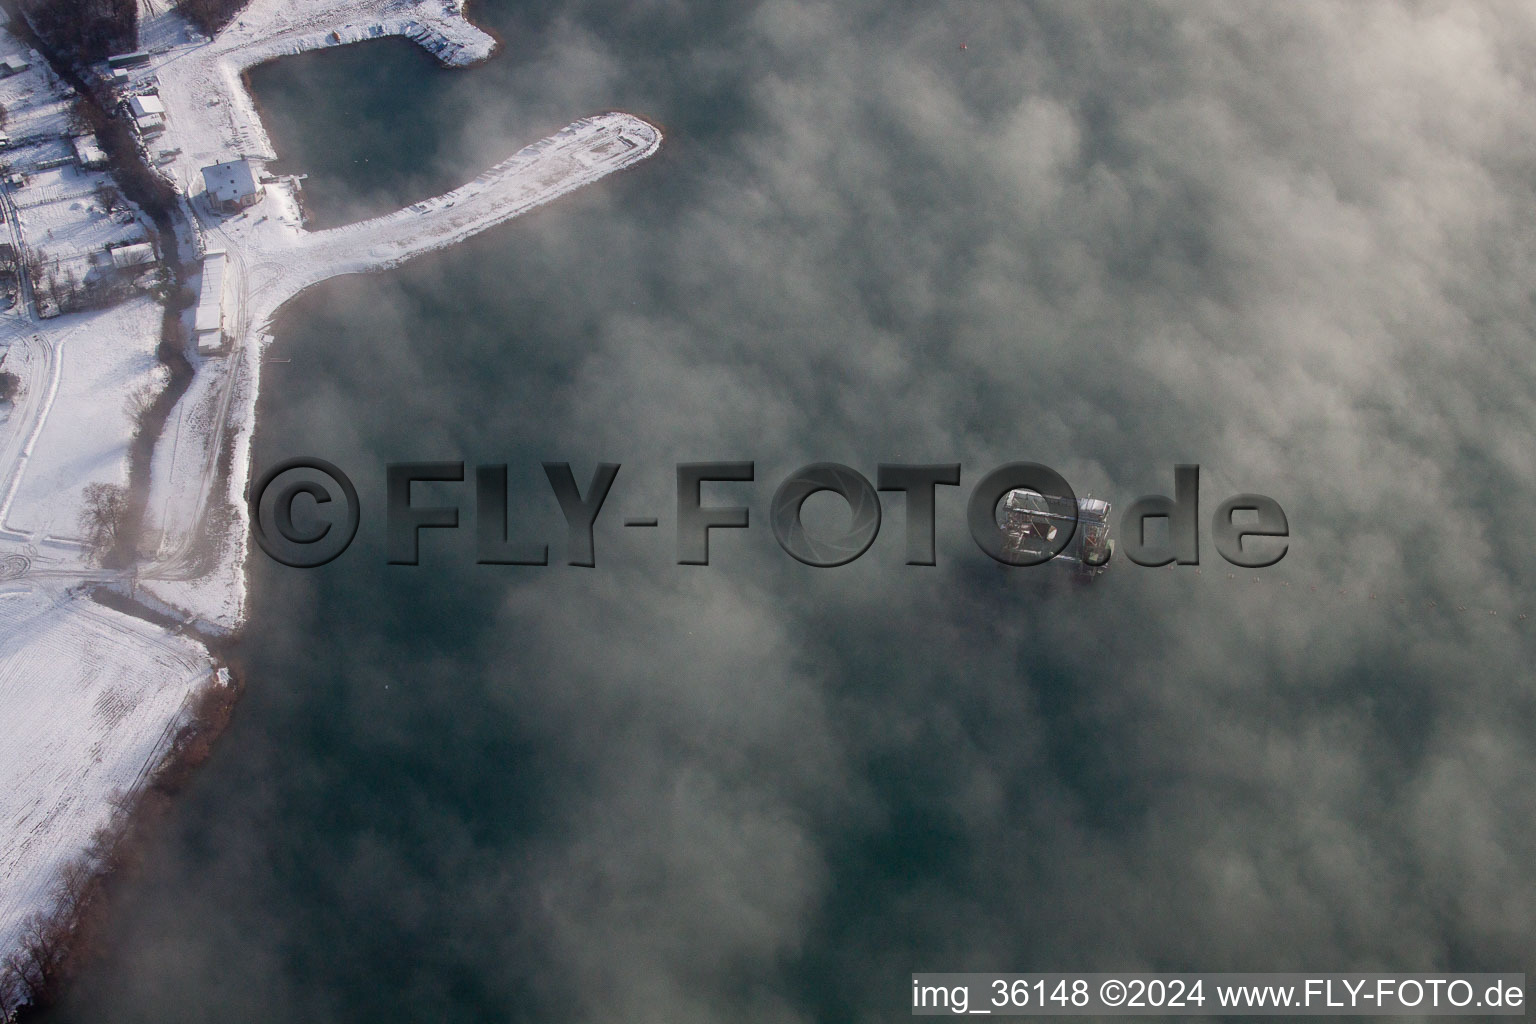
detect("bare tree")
(94, 181), (122, 215)
(0, 959), (23, 1019)
(124, 376), (163, 422)
(2, 920), (49, 1009)
(20, 914), (66, 980)
(78, 481), (129, 562)
(51, 859), (95, 921)
(67, 97), (92, 136)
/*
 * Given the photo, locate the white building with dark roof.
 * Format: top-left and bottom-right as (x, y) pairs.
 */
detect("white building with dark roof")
(200, 159), (264, 213)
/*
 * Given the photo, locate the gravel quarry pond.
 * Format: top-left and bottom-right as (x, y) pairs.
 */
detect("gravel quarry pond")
(35, 1), (1536, 1021)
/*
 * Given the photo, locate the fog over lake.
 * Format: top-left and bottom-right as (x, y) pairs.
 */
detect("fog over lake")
(48, 1), (1536, 1020)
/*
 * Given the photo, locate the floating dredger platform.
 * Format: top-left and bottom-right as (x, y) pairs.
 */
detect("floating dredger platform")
(1000, 490), (1114, 577)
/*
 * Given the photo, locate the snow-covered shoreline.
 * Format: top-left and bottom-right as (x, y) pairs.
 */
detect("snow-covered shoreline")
(0, 0), (660, 1008)
(132, 0), (660, 634)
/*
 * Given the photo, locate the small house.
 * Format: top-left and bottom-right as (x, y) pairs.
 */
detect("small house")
(127, 94), (165, 119)
(200, 159), (264, 213)
(72, 135), (110, 170)
(110, 243), (155, 271)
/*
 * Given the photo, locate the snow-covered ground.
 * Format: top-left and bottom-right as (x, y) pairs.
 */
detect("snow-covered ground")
(0, 0), (661, 998)
(0, 581), (218, 959)
(0, 38), (163, 564)
(0, 298), (165, 553)
(0, 29), (206, 1002)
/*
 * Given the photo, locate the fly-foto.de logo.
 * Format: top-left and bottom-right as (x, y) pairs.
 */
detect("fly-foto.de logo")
(248, 461), (1288, 573)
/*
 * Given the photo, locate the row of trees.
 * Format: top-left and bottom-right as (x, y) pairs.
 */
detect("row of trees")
(19, 0), (251, 64)
(0, 806), (123, 1019)
(174, 0), (248, 35)
(79, 481), (129, 563)
(0, 620), (245, 1019)
(0, 659), (240, 1019)
(20, 0), (136, 63)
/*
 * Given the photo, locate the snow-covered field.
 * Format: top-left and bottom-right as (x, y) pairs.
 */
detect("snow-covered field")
(0, 0), (661, 1002)
(1, 298), (165, 551)
(0, 582), (217, 959)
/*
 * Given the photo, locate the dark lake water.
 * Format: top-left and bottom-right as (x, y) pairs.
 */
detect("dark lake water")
(41, 2), (1534, 1021)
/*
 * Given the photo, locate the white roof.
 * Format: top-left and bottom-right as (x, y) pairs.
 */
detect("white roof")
(195, 252), (226, 334)
(201, 159), (260, 205)
(72, 136), (108, 165)
(128, 94), (165, 118)
(111, 243), (154, 269)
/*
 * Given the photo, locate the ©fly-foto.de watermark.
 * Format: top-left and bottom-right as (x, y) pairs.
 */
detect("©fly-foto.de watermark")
(248, 460), (1288, 572)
